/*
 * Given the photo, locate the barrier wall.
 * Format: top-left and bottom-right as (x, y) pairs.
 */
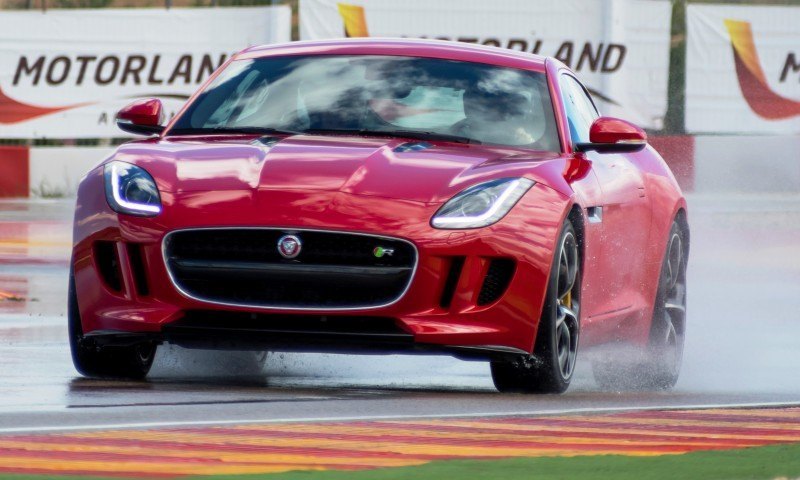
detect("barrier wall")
(1, 146), (111, 197)
(693, 136), (800, 193)
(0, 146), (28, 197)
(28, 147), (114, 197)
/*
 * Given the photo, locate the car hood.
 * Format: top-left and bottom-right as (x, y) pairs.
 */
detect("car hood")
(111, 134), (565, 204)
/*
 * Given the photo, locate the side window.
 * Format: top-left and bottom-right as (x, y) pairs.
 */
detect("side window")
(560, 74), (599, 145)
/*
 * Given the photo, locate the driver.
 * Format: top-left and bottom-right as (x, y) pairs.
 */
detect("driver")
(454, 88), (538, 145)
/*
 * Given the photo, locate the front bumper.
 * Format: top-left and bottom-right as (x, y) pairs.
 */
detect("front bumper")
(72, 166), (569, 356)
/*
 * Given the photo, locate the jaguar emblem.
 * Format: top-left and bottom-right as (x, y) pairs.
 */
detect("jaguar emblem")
(277, 234), (302, 259)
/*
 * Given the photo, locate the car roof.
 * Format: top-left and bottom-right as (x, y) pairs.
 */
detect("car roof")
(238, 37), (548, 73)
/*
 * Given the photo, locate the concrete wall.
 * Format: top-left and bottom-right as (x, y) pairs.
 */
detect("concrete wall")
(28, 147), (113, 197)
(694, 136), (800, 194)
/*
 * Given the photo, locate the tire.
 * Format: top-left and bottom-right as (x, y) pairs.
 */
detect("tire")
(592, 220), (687, 390)
(68, 270), (156, 379)
(491, 219), (581, 394)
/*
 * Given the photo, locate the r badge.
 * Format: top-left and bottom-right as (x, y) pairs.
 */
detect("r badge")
(373, 246), (394, 258)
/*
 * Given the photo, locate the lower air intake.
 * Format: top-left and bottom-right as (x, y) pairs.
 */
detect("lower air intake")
(477, 258), (515, 306)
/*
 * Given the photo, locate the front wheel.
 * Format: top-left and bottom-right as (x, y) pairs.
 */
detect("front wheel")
(491, 219), (580, 394)
(68, 271), (156, 379)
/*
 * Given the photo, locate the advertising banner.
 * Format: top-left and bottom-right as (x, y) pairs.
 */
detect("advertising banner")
(300, 0), (673, 129)
(686, 4), (800, 134)
(0, 6), (291, 139)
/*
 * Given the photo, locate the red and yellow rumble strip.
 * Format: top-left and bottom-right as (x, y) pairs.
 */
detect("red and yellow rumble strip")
(2, 407), (800, 478)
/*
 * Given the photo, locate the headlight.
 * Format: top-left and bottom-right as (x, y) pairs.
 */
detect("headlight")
(431, 178), (534, 229)
(104, 161), (161, 216)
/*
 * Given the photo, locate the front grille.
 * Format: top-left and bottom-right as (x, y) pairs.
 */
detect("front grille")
(164, 229), (417, 309)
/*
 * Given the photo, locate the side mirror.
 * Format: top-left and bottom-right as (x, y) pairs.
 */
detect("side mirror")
(116, 98), (165, 136)
(575, 117), (647, 153)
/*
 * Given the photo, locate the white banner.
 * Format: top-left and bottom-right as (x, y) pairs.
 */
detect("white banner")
(0, 6), (291, 139)
(686, 4), (800, 134)
(300, 0), (672, 129)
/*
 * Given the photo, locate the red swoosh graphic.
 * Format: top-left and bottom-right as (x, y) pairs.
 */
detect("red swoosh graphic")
(0, 85), (91, 125)
(725, 19), (800, 120)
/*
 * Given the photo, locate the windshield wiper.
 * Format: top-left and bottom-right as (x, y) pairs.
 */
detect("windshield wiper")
(168, 126), (481, 145)
(168, 126), (303, 136)
(301, 128), (481, 145)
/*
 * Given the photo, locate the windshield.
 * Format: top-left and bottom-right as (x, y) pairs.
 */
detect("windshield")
(169, 55), (560, 150)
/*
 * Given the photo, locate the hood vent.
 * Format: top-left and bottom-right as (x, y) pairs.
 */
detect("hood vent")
(253, 136), (281, 148)
(393, 141), (432, 153)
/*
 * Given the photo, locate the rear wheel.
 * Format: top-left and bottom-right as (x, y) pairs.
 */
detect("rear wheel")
(592, 220), (687, 390)
(491, 220), (580, 394)
(68, 271), (155, 379)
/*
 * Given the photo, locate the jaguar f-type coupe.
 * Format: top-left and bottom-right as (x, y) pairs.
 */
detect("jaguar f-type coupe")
(69, 38), (688, 393)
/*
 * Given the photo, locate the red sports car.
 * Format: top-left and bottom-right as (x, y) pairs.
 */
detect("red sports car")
(69, 38), (688, 393)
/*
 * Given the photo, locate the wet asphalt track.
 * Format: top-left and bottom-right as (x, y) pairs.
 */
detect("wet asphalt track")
(1, 193), (799, 433)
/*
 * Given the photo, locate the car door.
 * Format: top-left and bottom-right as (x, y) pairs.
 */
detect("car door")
(559, 73), (651, 336)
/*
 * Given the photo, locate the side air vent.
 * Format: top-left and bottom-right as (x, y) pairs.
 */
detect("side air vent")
(477, 259), (516, 306)
(94, 241), (122, 292)
(440, 256), (465, 309)
(127, 243), (150, 296)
